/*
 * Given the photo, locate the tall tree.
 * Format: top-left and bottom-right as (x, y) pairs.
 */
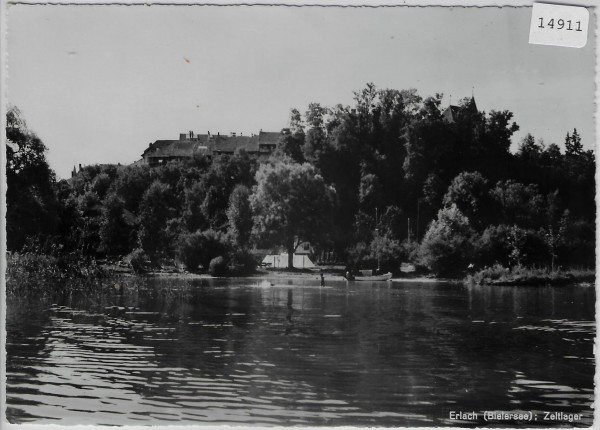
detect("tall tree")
(250, 159), (337, 268)
(181, 181), (208, 232)
(227, 184), (253, 249)
(518, 133), (543, 159)
(276, 128), (305, 163)
(99, 193), (133, 256)
(6, 106), (58, 250)
(565, 128), (583, 156)
(138, 180), (176, 264)
(302, 102), (328, 163)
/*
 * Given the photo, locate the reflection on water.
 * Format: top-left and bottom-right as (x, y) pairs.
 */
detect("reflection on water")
(6, 278), (595, 426)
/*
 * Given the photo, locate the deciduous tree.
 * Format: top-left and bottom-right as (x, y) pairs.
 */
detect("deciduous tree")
(227, 184), (253, 249)
(138, 180), (176, 264)
(250, 159), (337, 268)
(418, 204), (475, 276)
(6, 106), (58, 250)
(442, 171), (490, 229)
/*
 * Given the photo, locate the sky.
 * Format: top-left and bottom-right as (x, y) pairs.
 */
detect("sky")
(6, 5), (596, 179)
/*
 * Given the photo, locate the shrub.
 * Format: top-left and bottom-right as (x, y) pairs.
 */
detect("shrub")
(176, 229), (231, 272)
(209, 256), (228, 277)
(465, 263), (509, 285)
(229, 251), (257, 275)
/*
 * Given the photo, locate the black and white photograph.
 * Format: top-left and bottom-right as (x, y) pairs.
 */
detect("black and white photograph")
(2, 1), (596, 427)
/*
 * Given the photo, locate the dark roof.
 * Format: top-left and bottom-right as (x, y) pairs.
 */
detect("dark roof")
(143, 131), (281, 160)
(146, 140), (210, 159)
(193, 134), (211, 144)
(258, 131), (281, 145)
(467, 96), (478, 113)
(211, 135), (260, 153)
(142, 134), (212, 157)
(442, 96), (478, 123)
(142, 139), (173, 157)
(442, 105), (460, 123)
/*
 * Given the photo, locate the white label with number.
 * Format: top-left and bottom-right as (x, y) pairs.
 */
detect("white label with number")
(529, 3), (589, 48)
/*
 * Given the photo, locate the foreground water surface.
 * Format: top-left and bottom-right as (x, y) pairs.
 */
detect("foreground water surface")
(6, 277), (595, 426)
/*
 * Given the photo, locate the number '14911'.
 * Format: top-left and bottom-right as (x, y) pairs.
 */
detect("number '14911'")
(538, 18), (582, 31)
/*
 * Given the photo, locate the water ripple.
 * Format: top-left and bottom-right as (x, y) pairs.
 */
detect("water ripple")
(6, 280), (595, 426)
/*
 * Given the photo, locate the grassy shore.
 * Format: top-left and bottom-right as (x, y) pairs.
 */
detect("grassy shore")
(5, 252), (118, 297)
(5, 254), (338, 293)
(12, 253), (588, 297)
(465, 264), (595, 287)
(6, 253), (441, 293)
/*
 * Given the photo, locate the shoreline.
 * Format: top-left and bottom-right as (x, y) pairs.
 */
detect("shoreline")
(137, 269), (594, 287)
(8, 255), (593, 290)
(126, 268), (448, 284)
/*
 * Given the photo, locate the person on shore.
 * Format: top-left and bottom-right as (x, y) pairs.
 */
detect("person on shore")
(320, 271), (325, 287)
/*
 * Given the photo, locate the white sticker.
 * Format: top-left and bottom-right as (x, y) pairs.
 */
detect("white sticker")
(529, 2), (589, 48)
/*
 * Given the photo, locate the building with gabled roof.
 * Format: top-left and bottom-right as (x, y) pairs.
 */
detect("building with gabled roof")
(141, 130), (282, 166)
(211, 134), (260, 156)
(442, 96), (478, 123)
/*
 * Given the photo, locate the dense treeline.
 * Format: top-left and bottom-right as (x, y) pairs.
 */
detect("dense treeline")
(6, 84), (595, 276)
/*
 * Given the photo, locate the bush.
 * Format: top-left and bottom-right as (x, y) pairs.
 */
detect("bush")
(229, 251), (257, 275)
(465, 263), (510, 285)
(176, 229), (231, 272)
(209, 256), (228, 277)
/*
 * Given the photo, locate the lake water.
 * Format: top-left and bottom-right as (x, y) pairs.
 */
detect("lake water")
(5, 277), (595, 427)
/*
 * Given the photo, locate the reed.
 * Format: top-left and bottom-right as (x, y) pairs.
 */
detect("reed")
(6, 252), (119, 298)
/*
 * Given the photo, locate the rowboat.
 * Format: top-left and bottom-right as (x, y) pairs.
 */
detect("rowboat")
(354, 272), (392, 281)
(345, 270), (393, 281)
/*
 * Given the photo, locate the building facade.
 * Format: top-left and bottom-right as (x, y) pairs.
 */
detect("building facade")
(141, 130), (282, 166)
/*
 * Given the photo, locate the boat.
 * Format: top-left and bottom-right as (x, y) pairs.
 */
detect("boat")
(344, 208), (393, 282)
(345, 269), (393, 281)
(353, 272), (393, 281)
